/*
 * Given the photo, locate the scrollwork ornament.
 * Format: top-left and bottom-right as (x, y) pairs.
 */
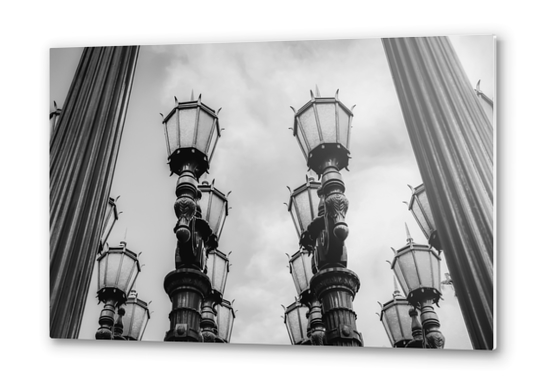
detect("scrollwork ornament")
(425, 330), (445, 349)
(325, 192), (349, 241)
(174, 196), (197, 243)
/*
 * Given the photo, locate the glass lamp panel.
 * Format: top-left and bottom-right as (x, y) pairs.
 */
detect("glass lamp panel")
(178, 107), (197, 149)
(199, 186), (228, 240)
(164, 112), (180, 157)
(394, 253), (419, 294)
(315, 103), (337, 143)
(206, 122), (220, 163)
(417, 189), (435, 231)
(208, 193), (227, 239)
(216, 300), (235, 342)
(431, 252), (441, 290)
(124, 300), (150, 341)
(298, 107), (321, 154)
(116, 253), (139, 295)
(195, 109), (215, 155)
(207, 250), (229, 294)
(100, 199), (117, 246)
(411, 200), (431, 239)
(381, 300), (411, 346)
(290, 250), (313, 295)
(290, 185), (319, 237)
(415, 249), (434, 289)
(337, 106), (350, 149)
(284, 302), (308, 345)
(102, 252), (122, 290)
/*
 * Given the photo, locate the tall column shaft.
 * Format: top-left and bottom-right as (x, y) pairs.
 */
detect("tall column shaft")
(164, 268), (211, 342)
(311, 267), (362, 346)
(50, 46), (140, 338)
(382, 36), (494, 349)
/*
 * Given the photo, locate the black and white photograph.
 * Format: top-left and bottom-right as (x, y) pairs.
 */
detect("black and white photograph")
(6, 0), (542, 382)
(50, 35), (494, 349)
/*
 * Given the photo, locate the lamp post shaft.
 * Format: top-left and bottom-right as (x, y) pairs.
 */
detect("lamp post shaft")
(164, 268), (211, 342)
(382, 36), (494, 349)
(201, 298), (218, 342)
(311, 268), (362, 346)
(50, 46), (139, 339)
(95, 299), (117, 340)
(419, 300), (445, 348)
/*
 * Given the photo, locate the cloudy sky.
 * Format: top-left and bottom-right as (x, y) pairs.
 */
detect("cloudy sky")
(50, 35), (494, 349)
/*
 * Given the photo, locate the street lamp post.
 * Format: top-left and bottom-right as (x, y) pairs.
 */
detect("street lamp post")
(288, 89), (362, 347)
(390, 225), (445, 348)
(95, 241), (141, 340)
(160, 94), (234, 342)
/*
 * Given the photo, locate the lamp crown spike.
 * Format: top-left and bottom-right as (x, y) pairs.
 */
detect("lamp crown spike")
(315, 85), (321, 97)
(310, 89), (315, 101)
(405, 223), (413, 243)
(190, 90), (194, 100)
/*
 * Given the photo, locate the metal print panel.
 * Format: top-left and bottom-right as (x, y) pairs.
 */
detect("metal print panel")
(50, 35), (495, 349)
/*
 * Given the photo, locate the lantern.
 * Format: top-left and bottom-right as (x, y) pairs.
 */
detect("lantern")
(407, 184), (441, 250)
(283, 301), (309, 345)
(198, 180), (229, 241)
(49, 101), (61, 137)
(289, 249), (313, 297)
(162, 94), (221, 177)
(288, 177), (321, 238)
(96, 241), (141, 305)
(292, 89), (353, 174)
(206, 249), (230, 296)
(391, 227), (442, 306)
(380, 288), (413, 348)
(99, 197), (119, 251)
(122, 290), (150, 341)
(216, 299), (235, 343)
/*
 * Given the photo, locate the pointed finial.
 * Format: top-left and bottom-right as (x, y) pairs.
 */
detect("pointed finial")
(335, 89), (339, 99)
(351, 104), (356, 112)
(54, 100), (58, 109)
(310, 89), (315, 101)
(217, 107), (222, 115)
(405, 223), (413, 243)
(407, 184), (415, 193)
(190, 90), (194, 100)
(390, 247), (396, 255)
(476, 79), (481, 92)
(174, 96), (178, 104)
(315, 85), (321, 97)
(290, 106), (297, 114)
(198, 94), (202, 103)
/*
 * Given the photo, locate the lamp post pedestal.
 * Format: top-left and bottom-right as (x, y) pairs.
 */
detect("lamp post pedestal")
(311, 267), (362, 346)
(201, 297), (218, 342)
(164, 268), (211, 342)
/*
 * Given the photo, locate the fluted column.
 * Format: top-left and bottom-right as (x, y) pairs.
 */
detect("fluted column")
(311, 267), (362, 346)
(382, 36), (493, 349)
(50, 46), (140, 339)
(164, 268), (211, 342)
